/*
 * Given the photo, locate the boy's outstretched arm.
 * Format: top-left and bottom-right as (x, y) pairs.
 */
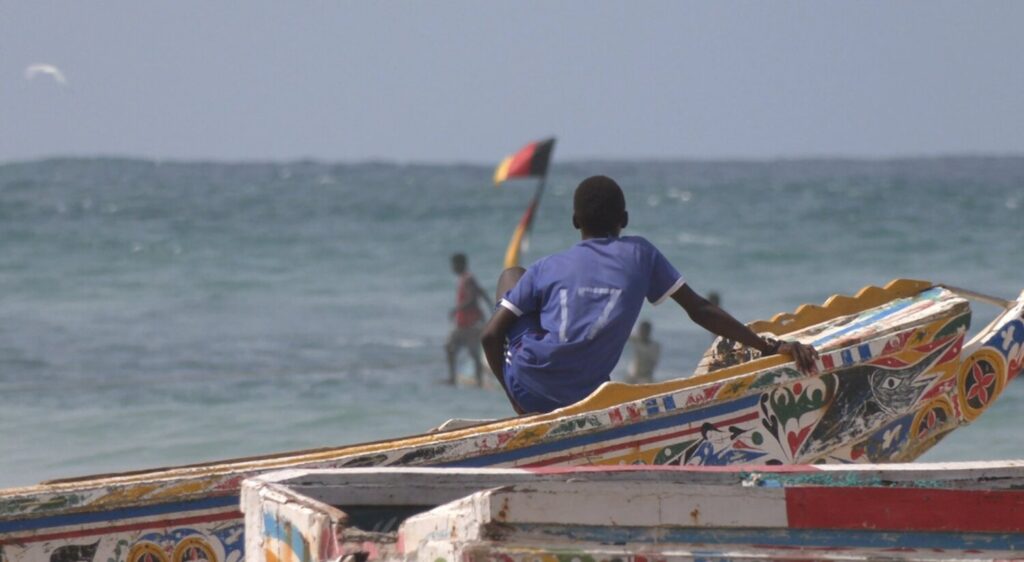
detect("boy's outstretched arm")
(670, 284), (819, 374)
(481, 309), (526, 414)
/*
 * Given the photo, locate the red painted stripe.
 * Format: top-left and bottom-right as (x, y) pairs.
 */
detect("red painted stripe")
(786, 487), (1024, 533)
(1, 509), (241, 545)
(521, 410), (760, 467)
(821, 354), (835, 370)
(505, 142), (538, 179)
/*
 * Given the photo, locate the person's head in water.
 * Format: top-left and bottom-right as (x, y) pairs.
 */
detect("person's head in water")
(708, 291), (721, 307)
(450, 253), (467, 275)
(638, 320), (653, 342)
(572, 175), (628, 237)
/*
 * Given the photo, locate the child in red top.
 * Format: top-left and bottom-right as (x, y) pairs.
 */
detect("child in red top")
(445, 253), (492, 385)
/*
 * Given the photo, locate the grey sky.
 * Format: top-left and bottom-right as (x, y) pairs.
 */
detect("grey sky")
(4, 1), (1023, 163)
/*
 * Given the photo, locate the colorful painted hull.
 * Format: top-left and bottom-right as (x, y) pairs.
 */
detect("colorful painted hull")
(242, 463), (1024, 561)
(3, 280), (1023, 562)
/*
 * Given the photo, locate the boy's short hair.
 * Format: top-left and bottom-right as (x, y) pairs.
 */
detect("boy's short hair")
(574, 175), (626, 233)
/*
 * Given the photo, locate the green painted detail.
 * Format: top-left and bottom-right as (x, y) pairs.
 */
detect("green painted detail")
(749, 367), (803, 392)
(935, 312), (971, 340)
(903, 479), (956, 489)
(739, 470), (957, 489)
(106, 539), (130, 562)
(0, 493), (84, 516)
(768, 375), (836, 425)
(751, 432), (764, 446)
(652, 440), (697, 465)
(549, 414), (603, 437)
(740, 470), (883, 488)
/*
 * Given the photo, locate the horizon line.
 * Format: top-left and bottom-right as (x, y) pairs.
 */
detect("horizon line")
(4, 151), (1024, 168)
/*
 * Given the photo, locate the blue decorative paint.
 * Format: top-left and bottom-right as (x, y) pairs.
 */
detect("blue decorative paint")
(515, 522), (1024, 552)
(443, 394), (761, 468)
(262, 511), (309, 562)
(858, 343), (872, 361)
(212, 522), (247, 561)
(810, 289), (941, 348)
(988, 319), (1024, 354)
(0, 495), (238, 534)
(644, 398), (660, 416)
(862, 415), (912, 461)
(841, 349), (854, 366)
(662, 395), (677, 411)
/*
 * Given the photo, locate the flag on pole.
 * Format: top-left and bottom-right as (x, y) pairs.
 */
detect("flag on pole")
(494, 138), (556, 268)
(493, 138), (556, 185)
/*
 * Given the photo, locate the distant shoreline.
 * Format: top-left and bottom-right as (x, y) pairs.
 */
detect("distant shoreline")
(4, 153), (1024, 169)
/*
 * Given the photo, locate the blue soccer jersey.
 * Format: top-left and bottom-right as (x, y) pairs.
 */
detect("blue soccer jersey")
(499, 235), (685, 411)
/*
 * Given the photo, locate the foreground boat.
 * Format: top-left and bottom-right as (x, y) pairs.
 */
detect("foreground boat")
(243, 463), (1024, 561)
(2, 279), (1022, 562)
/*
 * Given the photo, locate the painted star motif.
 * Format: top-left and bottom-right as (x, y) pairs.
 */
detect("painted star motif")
(966, 362), (996, 405)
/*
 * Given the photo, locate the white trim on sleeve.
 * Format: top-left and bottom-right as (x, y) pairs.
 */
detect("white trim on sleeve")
(654, 277), (687, 305)
(499, 298), (524, 317)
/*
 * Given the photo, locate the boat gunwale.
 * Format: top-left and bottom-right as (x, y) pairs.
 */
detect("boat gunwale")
(0, 288), (974, 512)
(0, 279), (991, 503)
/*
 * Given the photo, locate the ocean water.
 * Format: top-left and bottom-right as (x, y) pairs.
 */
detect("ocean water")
(1, 157), (1022, 488)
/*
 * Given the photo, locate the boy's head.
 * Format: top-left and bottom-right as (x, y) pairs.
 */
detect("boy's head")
(638, 320), (652, 340)
(708, 291), (721, 307)
(450, 253), (467, 274)
(573, 175), (628, 236)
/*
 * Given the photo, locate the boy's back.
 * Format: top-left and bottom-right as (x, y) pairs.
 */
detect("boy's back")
(500, 235), (683, 407)
(481, 175), (819, 415)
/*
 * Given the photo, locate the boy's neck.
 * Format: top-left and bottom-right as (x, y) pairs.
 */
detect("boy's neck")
(580, 229), (621, 240)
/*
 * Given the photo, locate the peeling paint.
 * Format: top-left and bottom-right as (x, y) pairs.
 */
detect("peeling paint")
(245, 464), (1024, 562)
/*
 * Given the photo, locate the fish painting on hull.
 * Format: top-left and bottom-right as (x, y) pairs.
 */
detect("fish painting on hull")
(806, 339), (956, 456)
(49, 542), (98, 562)
(660, 423), (768, 466)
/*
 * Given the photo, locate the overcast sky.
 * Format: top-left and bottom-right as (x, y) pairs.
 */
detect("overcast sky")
(4, 1), (1023, 163)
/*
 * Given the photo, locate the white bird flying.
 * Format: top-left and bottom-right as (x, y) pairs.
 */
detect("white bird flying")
(24, 63), (68, 85)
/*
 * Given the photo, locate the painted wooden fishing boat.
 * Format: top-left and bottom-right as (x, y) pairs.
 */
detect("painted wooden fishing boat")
(243, 463), (1024, 561)
(2, 279), (1023, 562)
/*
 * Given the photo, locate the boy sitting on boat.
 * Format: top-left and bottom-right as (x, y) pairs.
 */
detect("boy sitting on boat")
(481, 175), (818, 414)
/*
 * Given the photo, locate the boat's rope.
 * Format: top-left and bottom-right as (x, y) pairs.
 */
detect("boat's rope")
(938, 284), (1015, 309)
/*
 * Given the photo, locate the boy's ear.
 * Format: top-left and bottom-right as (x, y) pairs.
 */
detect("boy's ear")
(621, 211), (629, 229)
(572, 213), (580, 230)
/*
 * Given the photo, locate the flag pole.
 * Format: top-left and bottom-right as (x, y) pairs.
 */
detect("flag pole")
(502, 173), (547, 269)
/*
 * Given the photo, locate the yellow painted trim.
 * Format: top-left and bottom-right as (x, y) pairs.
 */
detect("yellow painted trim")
(748, 278), (934, 335)
(172, 537), (217, 562)
(127, 543), (168, 562)
(90, 483), (160, 507)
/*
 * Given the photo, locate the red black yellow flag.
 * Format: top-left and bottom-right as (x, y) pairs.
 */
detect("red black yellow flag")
(493, 137), (556, 185)
(494, 138), (556, 268)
